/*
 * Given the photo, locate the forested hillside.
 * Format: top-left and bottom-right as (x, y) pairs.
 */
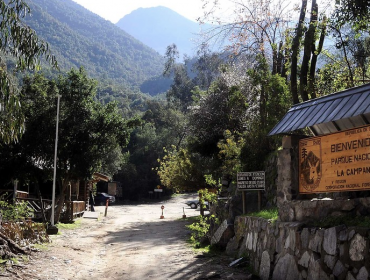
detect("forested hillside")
(24, 0), (165, 89)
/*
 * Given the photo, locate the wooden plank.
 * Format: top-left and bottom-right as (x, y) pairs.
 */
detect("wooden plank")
(299, 125), (370, 193)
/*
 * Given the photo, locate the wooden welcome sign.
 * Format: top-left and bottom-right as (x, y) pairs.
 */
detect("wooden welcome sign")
(299, 125), (370, 193)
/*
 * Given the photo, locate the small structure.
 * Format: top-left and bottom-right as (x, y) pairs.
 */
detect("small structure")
(225, 84), (370, 280)
(86, 172), (110, 210)
(269, 83), (370, 222)
(1, 172), (111, 222)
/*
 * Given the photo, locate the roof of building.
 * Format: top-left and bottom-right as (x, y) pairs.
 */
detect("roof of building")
(92, 172), (110, 182)
(268, 83), (370, 136)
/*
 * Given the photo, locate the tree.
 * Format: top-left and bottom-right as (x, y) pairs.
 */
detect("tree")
(0, 0), (57, 144)
(200, 0), (333, 104)
(156, 146), (211, 192)
(217, 130), (244, 180)
(289, 0), (329, 103)
(163, 44), (195, 112)
(333, 0), (370, 31)
(327, 0), (370, 89)
(156, 146), (193, 192)
(200, 0), (291, 76)
(188, 76), (251, 156)
(192, 44), (224, 90)
(142, 100), (187, 148)
(115, 99), (188, 199)
(12, 68), (128, 222)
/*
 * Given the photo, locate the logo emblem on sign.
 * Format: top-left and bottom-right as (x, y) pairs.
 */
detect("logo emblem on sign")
(300, 143), (322, 191)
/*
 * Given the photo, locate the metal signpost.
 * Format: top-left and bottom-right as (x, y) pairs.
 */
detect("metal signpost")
(237, 171), (265, 213)
(48, 95), (61, 235)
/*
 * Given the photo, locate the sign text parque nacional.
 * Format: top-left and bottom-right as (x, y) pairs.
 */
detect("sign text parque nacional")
(299, 125), (370, 193)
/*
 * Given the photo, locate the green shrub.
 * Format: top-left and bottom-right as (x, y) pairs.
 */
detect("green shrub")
(187, 214), (220, 248)
(0, 195), (32, 221)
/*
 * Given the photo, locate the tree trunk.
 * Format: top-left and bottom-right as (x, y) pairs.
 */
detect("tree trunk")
(300, 0), (317, 102)
(260, 84), (267, 128)
(272, 44), (278, 75)
(309, 16), (326, 99)
(332, 26), (354, 87)
(54, 178), (70, 223)
(276, 41), (285, 77)
(291, 0), (308, 104)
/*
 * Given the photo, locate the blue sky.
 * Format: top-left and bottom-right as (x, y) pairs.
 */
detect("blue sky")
(72, 0), (209, 23)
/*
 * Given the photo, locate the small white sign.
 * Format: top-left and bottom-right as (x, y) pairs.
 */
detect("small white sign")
(237, 171), (265, 191)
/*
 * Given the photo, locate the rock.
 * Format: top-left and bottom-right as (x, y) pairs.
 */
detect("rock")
(298, 251), (310, 268)
(211, 220), (228, 245)
(348, 230), (355, 240)
(211, 220), (234, 248)
(300, 228), (310, 249)
(338, 228), (348, 242)
(288, 207), (295, 221)
(308, 229), (324, 253)
(252, 232), (258, 252)
(341, 199), (355, 211)
(333, 260), (346, 278)
(349, 234), (366, 261)
(347, 271), (356, 280)
(307, 255), (330, 280)
(262, 234), (268, 249)
(324, 255), (336, 270)
(246, 232), (253, 251)
(259, 251), (271, 280)
(323, 227), (337, 255)
(272, 254), (299, 280)
(357, 267), (369, 280)
(284, 229), (296, 250)
(226, 237), (239, 256)
(294, 204), (304, 221)
(275, 235), (283, 254)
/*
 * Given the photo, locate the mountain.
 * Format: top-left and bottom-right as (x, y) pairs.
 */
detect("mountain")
(23, 0), (165, 89)
(116, 6), (209, 57)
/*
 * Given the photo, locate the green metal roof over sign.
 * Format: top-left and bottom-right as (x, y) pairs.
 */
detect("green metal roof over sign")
(268, 83), (370, 136)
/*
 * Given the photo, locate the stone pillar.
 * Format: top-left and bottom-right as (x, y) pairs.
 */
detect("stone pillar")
(277, 136), (300, 221)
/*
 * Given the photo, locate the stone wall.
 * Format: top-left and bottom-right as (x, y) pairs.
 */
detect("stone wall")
(279, 197), (370, 223)
(226, 216), (370, 280)
(276, 135), (300, 209)
(220, 135), (370, 278)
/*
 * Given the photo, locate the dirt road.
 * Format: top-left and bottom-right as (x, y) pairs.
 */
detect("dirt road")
(6, 194), (250, 280)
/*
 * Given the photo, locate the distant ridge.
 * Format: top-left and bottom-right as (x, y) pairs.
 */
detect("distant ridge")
(23, 0), (165, 88)
(116, 6), (210, 57)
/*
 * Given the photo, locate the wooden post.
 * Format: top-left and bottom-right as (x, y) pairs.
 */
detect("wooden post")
(38, 190), (47, 224)
(13, 180), (18, 201)
(242, 191), (246, 214)
(258, 190), (261, 211)
(199, 192), (204, 216)
(104, 199), (108, 217)
(160, 205), (165, 219)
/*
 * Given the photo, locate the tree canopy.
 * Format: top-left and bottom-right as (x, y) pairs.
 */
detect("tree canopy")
(0, 68), (129, 222)
(0, 0), (57, 144)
